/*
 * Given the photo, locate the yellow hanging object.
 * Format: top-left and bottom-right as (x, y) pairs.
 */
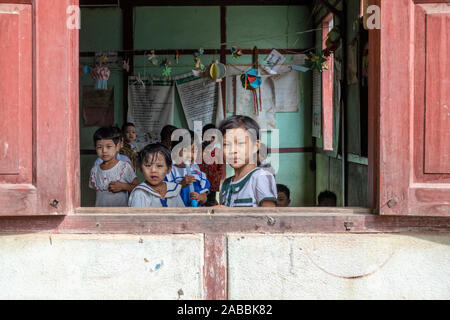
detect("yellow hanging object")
(194, 56), (202, 69)
(208, 60), (226, 82)
(210, 61), (219, 81)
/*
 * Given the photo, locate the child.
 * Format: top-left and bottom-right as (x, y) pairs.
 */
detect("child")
(94, 126), (131, 167)
(318, 190), (337, 207)
(160, 124), (178, 150)
(167, 130), (210, 206)
(89, 127), (138, 207)
(199, 123), (225, 206)
(120, 122), (138, 169)
(218, 115), (277, 207)
(128, 143), (188, 207)
(276, 184), (291, 207)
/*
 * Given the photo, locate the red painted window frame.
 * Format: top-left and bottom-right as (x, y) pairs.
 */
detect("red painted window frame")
(0, 0), (80, 215)
(321, 13), (334, 151)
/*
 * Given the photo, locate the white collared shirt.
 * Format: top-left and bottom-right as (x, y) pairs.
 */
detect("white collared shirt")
(220, 168), (277, 207)
(128, 182), (186, 207)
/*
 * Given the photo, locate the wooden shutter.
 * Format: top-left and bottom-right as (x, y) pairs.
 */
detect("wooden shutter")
(370, 0), (450, 216)
(0, 1), (79, 215)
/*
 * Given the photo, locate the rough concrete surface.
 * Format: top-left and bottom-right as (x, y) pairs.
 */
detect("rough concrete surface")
(227, 233), (450, 299)
(0, 234), (203, 299)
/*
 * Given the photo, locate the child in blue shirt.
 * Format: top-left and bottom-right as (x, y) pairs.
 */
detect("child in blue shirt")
(166, 130), (210, 206)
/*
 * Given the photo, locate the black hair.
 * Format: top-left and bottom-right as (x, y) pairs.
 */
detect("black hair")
(202, 123), (216, 135)
(160, 125), (178, 142)
(138, 143), (172, 169)
(218, 115), (260, 140)
(318, 190), (337, 206)
(121, 122), (135, 132)
(171, 130), (195, 150)
(93, 126), (122, 146)
(276, 184), (290, 199)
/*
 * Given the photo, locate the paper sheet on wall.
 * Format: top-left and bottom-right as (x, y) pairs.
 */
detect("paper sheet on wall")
(272, 70), (299, 112)
(226, 65), (300, 127)
(82, 86), (114, 127)
(127, 76), (174, 151)
(175, 75), (224, 130)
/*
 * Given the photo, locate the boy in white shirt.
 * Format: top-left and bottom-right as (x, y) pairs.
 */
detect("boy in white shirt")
(89, 127), (138, 207)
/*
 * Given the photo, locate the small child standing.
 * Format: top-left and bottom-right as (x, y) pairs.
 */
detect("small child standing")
(218, 115), (277, 207)
(160, 124), (178, 150)
(276, 184), (291, 207)
(167, 130), (210, 206)
(120, 122), (139, 169)
(128, 144), (188, 207)
(199, 123), (225, 206)
(93, 126), (131, 167)
(89, 127), (139, 207)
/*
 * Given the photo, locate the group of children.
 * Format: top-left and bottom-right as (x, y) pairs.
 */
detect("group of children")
(89, 115), (337, 208)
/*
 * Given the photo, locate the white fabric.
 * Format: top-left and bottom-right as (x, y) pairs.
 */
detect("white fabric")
(166, 163), (209, 194)
(128, 182), (185, 207)
(89, 161), (137, 207)
(94, 153), (131, 167)
(220, 168), (277, 207)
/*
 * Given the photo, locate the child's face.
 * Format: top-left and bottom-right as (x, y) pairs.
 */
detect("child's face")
(176, 144), (195, 164)
(223, 128), (259, 169)
(95, 139), (120, 163)
(124, 126), (137, 143)
(277, 192), (291, 207)
(141, 152), (171, 186)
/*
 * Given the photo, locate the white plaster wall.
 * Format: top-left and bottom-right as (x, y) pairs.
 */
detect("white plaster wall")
(227, 233), (450, 300)
(0, 234), (203, 299)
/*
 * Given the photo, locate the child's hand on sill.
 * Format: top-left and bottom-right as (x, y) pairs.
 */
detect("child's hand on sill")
(180, 175), (196, 188)
(190, 192), (207, 204)
(108, 181), (128, 193)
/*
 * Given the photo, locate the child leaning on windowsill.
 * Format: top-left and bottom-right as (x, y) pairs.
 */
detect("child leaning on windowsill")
(128, 143), (188, 207)
(217, 115), (277, 208)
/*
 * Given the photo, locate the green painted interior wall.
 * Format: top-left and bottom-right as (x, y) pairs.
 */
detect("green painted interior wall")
(79, 5), (317, 207)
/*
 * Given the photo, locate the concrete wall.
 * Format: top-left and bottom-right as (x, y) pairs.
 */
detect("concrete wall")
(0, 233), (449, 299)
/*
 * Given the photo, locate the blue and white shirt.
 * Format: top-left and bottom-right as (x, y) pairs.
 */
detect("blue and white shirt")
(128, 182), (188, 207)
(165, 163), (210, 206)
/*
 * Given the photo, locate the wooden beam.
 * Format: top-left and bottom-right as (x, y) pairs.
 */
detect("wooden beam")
(121, 3), (133, 125)
(1, 211), (450, 234)
(79, 48), (309, 57)
(203, 234), (227, 300)
(220, 6), (227, 116)
(80, 0), (313, 6)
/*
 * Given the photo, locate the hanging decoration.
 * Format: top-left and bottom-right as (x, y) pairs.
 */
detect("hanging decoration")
(231, 46), (243, 59)
(122, 58), (130, 73)
(193, 48), (205, 72)
(240, 69), (262, 115)
(324, 26), (342, 57)
(208, 60), (227, 82)
(175, 50), (181, 64)
(304, 50), (328, 73)
(161, 58), (172, 77)
(147, 50), (159, 66)
(90, 62), (111, 90)
(83, 65), (91, 75)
